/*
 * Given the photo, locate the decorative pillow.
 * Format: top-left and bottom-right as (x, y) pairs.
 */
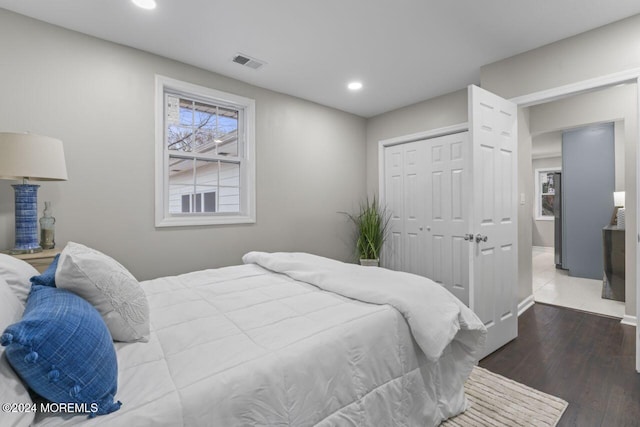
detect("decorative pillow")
(29, 254), (60, 287)
(1, 285), (121, 418)
(0, 253), (39, 305)
(0, 277), (34, 427)
(55, 242), (149, 342)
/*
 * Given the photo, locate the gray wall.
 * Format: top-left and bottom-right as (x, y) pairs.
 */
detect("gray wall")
(480, 14), (640, 99)
(532, 156), (562, 248)
(481, 16), (640, 316)
(0, 10), (367, 280)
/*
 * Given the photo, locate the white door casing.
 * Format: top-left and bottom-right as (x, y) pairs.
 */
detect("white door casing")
(468, 84), (518, 358)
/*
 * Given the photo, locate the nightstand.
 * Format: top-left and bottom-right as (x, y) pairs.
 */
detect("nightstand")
(4, 248), (62, 273)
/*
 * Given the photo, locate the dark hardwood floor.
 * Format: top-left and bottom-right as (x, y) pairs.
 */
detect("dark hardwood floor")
(480, 303), (640, 427)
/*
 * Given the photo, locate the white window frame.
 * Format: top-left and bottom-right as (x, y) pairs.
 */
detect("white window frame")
(534, 168), (560, 221)
(155, 75), (256, 227)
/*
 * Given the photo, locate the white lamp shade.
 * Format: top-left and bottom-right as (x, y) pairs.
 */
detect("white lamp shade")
(0, 132), (68, 181)
(613, 191), (625, 207)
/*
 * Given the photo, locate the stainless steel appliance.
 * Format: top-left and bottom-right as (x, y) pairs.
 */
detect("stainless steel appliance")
(553, 172), (564, 269)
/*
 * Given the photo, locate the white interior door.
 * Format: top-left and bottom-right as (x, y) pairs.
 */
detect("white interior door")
(468, 84), (518, 358)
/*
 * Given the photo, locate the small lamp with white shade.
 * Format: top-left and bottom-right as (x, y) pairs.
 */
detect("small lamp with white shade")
(0, 132), (68, 253)
(612, 191), (625, 228)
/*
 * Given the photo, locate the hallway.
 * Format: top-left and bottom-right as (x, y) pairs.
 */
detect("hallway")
(532, 247), (624, 318)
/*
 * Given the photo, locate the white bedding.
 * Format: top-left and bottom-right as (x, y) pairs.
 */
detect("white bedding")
(34, 253), (486, 427)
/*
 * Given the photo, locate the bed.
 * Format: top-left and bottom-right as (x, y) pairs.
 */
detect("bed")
(2, 250), (486, 427)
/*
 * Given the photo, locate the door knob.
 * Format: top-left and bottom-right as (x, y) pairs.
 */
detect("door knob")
(475, 234), (488, 243)
(463, 233), (474, 242)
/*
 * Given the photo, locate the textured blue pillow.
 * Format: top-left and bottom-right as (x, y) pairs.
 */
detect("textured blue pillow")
(1, 285), (121, 418)
(29, 254), (60, 287)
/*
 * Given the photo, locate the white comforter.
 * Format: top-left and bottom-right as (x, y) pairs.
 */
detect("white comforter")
(243, 252), (486, 362)
(34, 253), (486, 427)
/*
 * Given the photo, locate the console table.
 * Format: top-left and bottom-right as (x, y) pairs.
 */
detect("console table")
(602, 225), (625, 301)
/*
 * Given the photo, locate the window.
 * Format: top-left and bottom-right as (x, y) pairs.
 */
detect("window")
(155, 76), (255, 227)
(535, 168), (560, 220)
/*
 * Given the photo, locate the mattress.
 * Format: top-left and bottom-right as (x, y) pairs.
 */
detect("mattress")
(34, 253), (485, 426)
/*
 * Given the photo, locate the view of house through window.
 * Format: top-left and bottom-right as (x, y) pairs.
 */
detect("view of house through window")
(167, 95), (241, 214)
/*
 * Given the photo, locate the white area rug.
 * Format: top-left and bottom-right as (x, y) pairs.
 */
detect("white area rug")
(442, 366), (568, 426)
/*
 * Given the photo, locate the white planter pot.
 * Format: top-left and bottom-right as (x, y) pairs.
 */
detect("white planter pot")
(359, 259), (379, 267)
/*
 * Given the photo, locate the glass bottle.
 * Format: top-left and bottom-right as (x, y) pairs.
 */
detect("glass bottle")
(39, 201), (56, 250)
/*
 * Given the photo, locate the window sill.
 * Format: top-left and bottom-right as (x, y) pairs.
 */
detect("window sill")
(155, 214), (256, 228)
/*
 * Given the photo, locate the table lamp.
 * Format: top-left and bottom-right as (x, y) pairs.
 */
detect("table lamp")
(0, 132), (68, 253)
(611, 191), (625, 226)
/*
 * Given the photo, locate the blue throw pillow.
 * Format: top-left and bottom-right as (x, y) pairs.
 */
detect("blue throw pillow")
(29, 254), (60, 287)
(1, 285), (121, 418)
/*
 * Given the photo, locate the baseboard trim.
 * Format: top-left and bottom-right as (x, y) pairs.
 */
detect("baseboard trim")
(518, 295), (535, 316)
(621, 315), (637, 327)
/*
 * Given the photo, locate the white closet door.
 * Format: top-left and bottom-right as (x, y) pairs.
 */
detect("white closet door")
(468, 84), (518, 359)
(382, 86), (518, 360)
(384, 144), (404, 271)
(383, 141), (427, 276)
(383, 134), (470, 304)
(427, 132), (471, 306)
(402, 141), (428, 276)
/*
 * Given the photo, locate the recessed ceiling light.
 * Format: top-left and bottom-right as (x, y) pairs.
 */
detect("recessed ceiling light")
(132, 0), (156, 10)
(348, 81), (363, 91)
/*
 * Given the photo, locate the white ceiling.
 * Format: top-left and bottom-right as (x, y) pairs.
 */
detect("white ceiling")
(2, 1), (640, 117)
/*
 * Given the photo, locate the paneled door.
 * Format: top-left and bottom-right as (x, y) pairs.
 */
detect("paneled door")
(381, 85), (518, 359)
(426, 132), (471, 306)
(384, 140), (428, 277)
(468, 84), (518, 359)
(383, 132), (470, 304)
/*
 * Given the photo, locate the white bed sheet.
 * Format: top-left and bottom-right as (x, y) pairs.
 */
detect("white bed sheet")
(34, 257), (484, 427)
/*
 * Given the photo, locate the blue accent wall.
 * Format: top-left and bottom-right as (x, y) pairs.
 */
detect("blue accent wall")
(562, 123), (615, 280)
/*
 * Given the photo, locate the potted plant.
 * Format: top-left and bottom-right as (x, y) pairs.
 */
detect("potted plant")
(343, 197), (391, 267)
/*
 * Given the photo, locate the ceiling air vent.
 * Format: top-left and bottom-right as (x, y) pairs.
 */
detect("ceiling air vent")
(232, 53), (265, 70)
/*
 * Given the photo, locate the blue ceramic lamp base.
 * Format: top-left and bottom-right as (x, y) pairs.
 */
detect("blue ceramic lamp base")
(11, 184), (42, 254)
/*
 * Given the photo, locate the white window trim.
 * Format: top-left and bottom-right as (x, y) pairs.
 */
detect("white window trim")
(534, 167), (560, 221)
(155, 75), (256, 227)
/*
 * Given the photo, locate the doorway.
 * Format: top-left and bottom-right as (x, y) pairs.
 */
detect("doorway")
(534, 124), (625, 317)
(510, 72), (640, 372)
(524, 85), (633, 318)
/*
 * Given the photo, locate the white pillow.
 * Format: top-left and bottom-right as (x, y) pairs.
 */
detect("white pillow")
(0, 277), (35, 427)
(55, 242), (150, 342)
(0, 253), (39, 305)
